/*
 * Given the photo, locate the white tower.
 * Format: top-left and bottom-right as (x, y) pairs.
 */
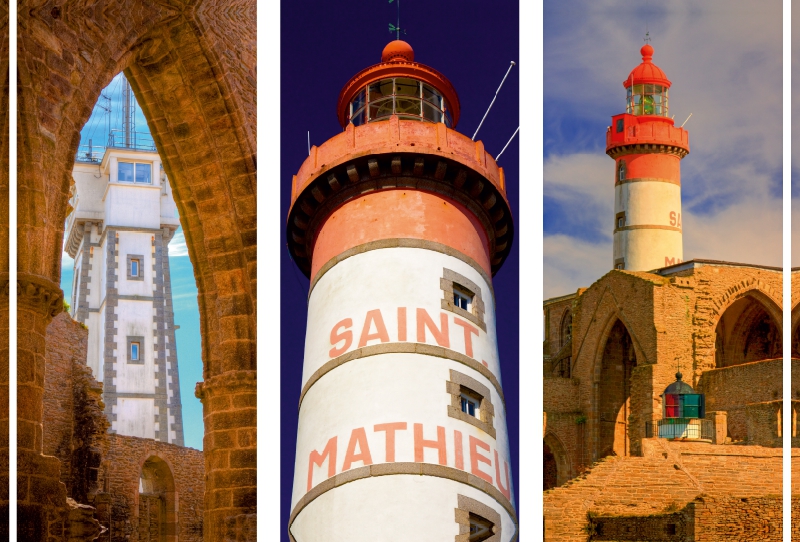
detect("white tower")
(607, 44), (689, 271)
(64, 141), (185, 445)
(287, 41), (516, 540)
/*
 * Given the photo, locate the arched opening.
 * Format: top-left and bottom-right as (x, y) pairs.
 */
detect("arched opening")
(791, 305), (800, 358)
(715, 294), (781, 368)
(597, 319), (637, 457)
(543, 433), (570, 490)
(560, 309), (572, 348)
(139, 456), (177, 542)
(17, 5), (256, 538)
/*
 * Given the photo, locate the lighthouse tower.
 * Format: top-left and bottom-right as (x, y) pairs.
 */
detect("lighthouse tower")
(287, 41), (516, 540)
(606, 43), (690, 271)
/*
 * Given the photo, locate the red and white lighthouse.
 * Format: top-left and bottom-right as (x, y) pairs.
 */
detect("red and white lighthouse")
(607, 43), (690, 271)
(287, 40), (516, 540)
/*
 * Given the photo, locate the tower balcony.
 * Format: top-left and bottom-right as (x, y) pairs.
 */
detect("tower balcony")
(288, 115), (513, 276)
(606, 113), (690, 158)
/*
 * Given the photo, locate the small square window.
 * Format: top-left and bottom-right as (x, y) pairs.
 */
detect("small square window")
(118, 162), (152, 184)
(127, 254), (145, 281)
(616, 118), (624, 133)
(617, 217), (624, 228)
(461, 393), (479, 417)
(469, 513), (494, 542)
(131, 342), (140, 361)
(616, 263), (624, 270)
(453, 286), (472, 311)
(127, 335), (145, 364)
(118, 162), (134, 182)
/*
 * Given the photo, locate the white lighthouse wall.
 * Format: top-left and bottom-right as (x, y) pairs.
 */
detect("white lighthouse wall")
(292, 355), (513, 504)
(292, 246), (514, 537)
(104, 184), (162, 230)
(614, 181), (683, 271)
(115, 300), (156, 394)
(291, 476), (515, 542)
(115, 398), (155, 439)
(116, 231), (154, 295)
(614, 229), (684, 271)
(302, 247), (500, 387)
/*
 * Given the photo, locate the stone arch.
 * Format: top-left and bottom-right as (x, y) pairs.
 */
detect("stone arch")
(16, 2), (256, 539)
(559, 307), (572, 348)
(714, 290), (782, 368)
(543, 432), (570, 490)
(791, 303), (800, 358)
(595, 318), (638, 458)
(139, 455), (178, 542)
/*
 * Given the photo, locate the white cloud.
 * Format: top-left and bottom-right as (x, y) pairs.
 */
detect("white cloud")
(169, 230), (189, 257)
(544, 234), (611, 300)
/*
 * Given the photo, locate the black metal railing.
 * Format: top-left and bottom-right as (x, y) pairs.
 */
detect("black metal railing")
(645, 418), (714, 440)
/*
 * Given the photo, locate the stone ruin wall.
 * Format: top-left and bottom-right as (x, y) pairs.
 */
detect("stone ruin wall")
(95, 435), (204, 542)
(543, 440), (797, 542)
(43, 311), (204, 541)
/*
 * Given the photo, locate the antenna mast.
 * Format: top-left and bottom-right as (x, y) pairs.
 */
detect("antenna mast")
(122, 76), (135, 148)
(388, 0), (404, 39)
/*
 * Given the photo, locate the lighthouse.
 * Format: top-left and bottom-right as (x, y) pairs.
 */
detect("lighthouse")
(606, 43), (690, 271)
(287, 40), (516, 540)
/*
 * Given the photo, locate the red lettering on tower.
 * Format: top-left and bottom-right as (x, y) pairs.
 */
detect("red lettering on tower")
(414, 423), (447, 465)
(307, 436), (337, 491)
(453, 317), (479, 358)
(358, 309), (390, 347)
(469, 436), (493, 483)
(329, 319), (353, 358)
(416, 309), (450, 348)
(374, 422), (407, 462)
(342, 427), (373, 471)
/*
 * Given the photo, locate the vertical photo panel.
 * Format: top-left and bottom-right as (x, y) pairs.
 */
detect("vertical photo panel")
(543, 1), (785, 539)
(280, 1), (519, 540)
(17, 2), (256, 540)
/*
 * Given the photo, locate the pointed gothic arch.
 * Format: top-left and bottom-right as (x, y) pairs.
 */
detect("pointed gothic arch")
(596, 318), (637, 458)
(715, 292), (782, 368)
(543, 432), (571, 490)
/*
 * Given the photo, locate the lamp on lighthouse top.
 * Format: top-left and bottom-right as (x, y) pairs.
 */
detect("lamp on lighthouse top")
(337, 40), (461, 128)
(623, 44), (672, 118)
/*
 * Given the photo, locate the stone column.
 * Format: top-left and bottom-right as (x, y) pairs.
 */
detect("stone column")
(0, 275), (8, 538)
(17, 275), (69, 540)
(196, 369), (256, 541)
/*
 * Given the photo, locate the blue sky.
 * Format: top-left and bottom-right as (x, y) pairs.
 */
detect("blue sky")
(544, 1), (782, 297)
(62, 73), (204, 450)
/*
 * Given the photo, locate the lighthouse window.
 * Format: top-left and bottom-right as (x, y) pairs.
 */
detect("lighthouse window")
(453, 286), (473, 311)
(127, 254), (145, 281)
(447, 370), (496, 438)
(461, 391), (480, 417)
(349, 78), (452, 127)
(456, 495), (501, 542)
(127, 336), (145, 364)
(627, 84), (669, 117)
(468, 513), (494, 542)
(118, 162), (152, 184)
(617, 161), (626, 181)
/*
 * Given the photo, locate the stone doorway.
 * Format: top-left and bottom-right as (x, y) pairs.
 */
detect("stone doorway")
(597, 319), (636, 458)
